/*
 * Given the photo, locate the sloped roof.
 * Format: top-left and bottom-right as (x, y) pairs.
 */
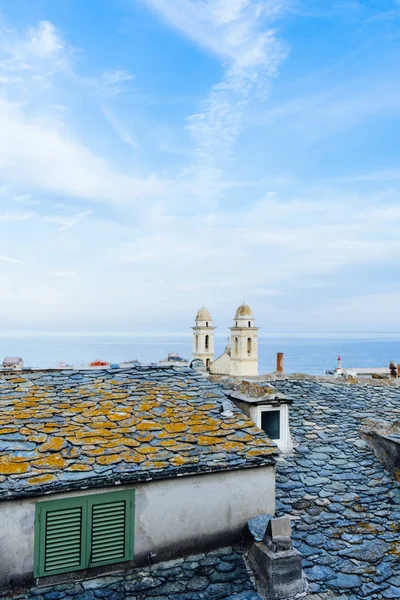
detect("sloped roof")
(0, 366), (277, 500)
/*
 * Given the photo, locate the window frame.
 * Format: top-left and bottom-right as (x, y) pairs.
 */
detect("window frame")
(261, 409), (281, 440)
(34, 490), (135, 578)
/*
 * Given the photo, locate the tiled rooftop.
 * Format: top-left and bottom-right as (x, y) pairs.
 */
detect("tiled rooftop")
(0, 366), (277, 500)
(272, 379), (400, 599)
(4, 547), (262, 600)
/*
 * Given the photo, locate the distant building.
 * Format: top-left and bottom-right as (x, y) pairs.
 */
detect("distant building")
(2, 357), (23, 370)
(158, 353), (190, 367)
(192, 303), (259, 377)
(89, 359), (110, 367)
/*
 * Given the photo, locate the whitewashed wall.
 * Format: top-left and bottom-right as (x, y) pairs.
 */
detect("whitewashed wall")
(0, 465), (275, 589)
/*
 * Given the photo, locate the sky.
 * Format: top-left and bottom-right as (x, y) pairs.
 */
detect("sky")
(0, 0), (400, 333)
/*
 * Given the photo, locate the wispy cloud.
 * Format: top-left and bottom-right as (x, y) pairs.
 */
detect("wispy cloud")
(0, 255), (27, 265)
(335, 168), (400, 183)
(0, 21), (162, 207)
(102, 107), (137, 149)
(254, 74), (400, 138)
(0, 100), (162, 204)
(94, 69), (135, 97)
(143, 1), (289, 203)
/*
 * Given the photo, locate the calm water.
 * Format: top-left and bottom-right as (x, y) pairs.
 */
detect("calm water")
(0, 332), (399, 375)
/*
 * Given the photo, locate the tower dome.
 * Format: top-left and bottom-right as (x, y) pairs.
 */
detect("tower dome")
(234, 303), (253, 319)
(196, 306), (212, 321)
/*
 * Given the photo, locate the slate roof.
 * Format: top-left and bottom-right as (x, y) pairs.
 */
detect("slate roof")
(272, 379), (400, 599)
(0, 366), (277, 500)
(5, 546), (263, 600)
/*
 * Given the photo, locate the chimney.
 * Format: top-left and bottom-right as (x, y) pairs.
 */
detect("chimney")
(276, 353), (284, 373)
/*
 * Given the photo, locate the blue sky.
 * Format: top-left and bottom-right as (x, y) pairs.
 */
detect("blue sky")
(1, 0), (400, 333)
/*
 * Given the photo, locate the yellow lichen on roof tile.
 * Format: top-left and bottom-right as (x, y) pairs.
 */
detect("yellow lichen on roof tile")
(217, 441), (246, 453)
(27, 433), (48, 443)
(169, 455), (199, 466)
(96, 454), (122, 465)
(120, 450), (146, 463)
(90, 421), (118, 429)
(198, 436), (222, 445)
(141, 460), (169, 470)
(135, 445), (159, 455)
(136, 421), (162, 431)
(246, 448), (276, 457)
(66, 436), (105, 446)
(80, 447), (104, 456)
(32, 454), (69, 470)
(157, 439), (178, 447)
(39, 437), (67, 452)
(0, 461), (30, 475)
(27, 474), (57, 485)
(0, 367), (277, 497)
(164, 423), (188, 433)
(68, 464), (93, 471)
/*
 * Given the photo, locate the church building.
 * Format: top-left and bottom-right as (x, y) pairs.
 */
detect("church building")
(192, 304), (259, 377)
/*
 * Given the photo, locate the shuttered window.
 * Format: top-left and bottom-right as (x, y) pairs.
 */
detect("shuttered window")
(45, 506), (84, 573)
(89, 498), (128, 566)
(34, 490), (134, 578)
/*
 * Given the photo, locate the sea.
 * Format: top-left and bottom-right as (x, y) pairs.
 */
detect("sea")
(0, 332), (399, 375)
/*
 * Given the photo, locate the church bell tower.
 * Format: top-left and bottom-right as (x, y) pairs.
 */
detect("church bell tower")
(230, 303), (259, 377)
(192, 307), (215, 369)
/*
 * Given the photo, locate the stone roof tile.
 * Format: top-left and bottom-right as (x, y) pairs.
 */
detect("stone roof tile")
(0, 366), (277, 500)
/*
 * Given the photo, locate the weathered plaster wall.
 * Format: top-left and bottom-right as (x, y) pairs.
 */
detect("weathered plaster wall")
(0, 465), (275, 590)
(210, 352), (232, 375)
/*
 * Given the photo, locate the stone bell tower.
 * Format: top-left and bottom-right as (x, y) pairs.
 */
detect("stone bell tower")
(192, 307), (215, 369)
(230, 303), (259, 377)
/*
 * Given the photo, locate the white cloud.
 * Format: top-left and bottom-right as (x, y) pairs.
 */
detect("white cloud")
(142, 1), (288, 204)
(118, 190), (400, 292)
(102, 107), (137, 149)
(0, 21), (159, 207)
(255, 75), (400, 138)
(0, 255), (27, 265)
(0, 211), (35, 221)
(0, 99), (163, 204)
(95, 69), (135, 97)
(0, 20), (71, 88)
(25, 21), (65, 59)
(142, 0), (285, 66)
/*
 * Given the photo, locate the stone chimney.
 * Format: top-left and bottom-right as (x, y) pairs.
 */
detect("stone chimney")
(246, 515), (307, 599)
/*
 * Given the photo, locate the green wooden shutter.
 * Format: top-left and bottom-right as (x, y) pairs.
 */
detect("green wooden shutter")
(45, 506), (83, 572)
(88, 490), (134, 567)
(34, 490), (134, 578)
(34, 497), (87, 578)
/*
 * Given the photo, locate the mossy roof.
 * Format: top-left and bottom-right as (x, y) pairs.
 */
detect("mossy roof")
(0, 366), (277, 500)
